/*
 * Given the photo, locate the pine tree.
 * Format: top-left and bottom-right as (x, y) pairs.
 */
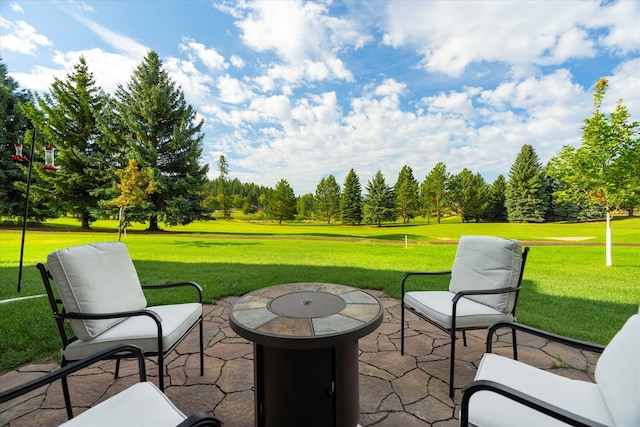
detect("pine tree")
(340, 169), (363, 225)
(217, 155), (232, 219)
(0, 60), (33, 220)
(114, 51), (209, 230)
(506, 144), (547, 222)
(363, 171), (395, 226)
(23, 57), (110, 229)
(394, 165), (419, 223)
(484, 174), (508, 221)
(267, 179), (297, 224)
(315, 175), (340, 224)
(447, 168), (487, 222)
(420, 162), (449, 223)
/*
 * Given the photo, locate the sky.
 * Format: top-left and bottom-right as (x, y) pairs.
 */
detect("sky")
(1, 0), (639, 195)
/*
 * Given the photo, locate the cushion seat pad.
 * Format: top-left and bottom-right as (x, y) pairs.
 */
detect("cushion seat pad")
(404, 291), (515, 329)
(467, 353), (614, 427)
(63, 303), (202, 360)
(61, 382), (186, 427)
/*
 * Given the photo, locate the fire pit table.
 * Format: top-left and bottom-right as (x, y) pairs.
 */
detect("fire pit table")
(229, 282), (383, 427)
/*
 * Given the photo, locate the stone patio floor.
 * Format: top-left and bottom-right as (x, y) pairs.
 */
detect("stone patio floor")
(1, 291), (599, 426)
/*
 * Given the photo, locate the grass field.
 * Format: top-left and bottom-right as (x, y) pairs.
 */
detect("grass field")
(1, 215), (639, 372)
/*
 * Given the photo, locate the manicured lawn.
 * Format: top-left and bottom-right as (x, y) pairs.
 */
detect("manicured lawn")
(1, 216), (639, 372)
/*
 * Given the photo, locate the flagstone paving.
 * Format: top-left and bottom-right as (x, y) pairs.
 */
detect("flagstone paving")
(1, 291), (598, 426)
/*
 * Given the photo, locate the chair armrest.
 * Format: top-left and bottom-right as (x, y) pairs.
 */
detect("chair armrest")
(401, 270), (451, 295)
(0, 345), (146, 405)
(452, 286), (520, 303)
(486, 321), (606, 354)
(142, 281), (203, 303)
(460, 379), (609, 427)
(177, 412), (224, 427)
(60, 309), (163, 324)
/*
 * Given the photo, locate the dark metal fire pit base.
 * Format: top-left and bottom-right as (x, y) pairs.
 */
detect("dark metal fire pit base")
(256, 340), (359, 427)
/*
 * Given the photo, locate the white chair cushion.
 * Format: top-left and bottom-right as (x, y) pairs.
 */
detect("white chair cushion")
(404, 291), (514, 329)
(595, 314), (640, 427)
(60, 382), (186, 427)
(62, 303), (202, 360)
(468, 353), (615, 427)
(449, 236), (522, 313)
(47, 242), (147, 340)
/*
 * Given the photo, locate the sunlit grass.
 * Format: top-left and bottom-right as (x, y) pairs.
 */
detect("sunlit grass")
(1, 215), (639, 372)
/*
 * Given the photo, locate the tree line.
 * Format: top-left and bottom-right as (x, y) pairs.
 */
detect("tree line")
(1, 55), (638, 231)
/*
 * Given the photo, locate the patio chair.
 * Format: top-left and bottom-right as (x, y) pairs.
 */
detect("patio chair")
(460, 310), (640, 426)
(400, 236), (529, 398)
(37, 241), (204, 418)
(0, 344), (222, 426)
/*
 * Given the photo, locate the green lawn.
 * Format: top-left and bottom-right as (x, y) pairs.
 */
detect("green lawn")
(1, 215), (639, 372)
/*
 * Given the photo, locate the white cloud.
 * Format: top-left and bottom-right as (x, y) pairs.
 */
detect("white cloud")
(10, 3), (24, 13)
(381, 1), (604, 76)
(0, 18), (52, 55)
(69, 12), (148, 59)
(180, 38), (228, 71)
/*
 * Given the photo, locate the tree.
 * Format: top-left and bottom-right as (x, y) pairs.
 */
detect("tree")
(114, 51), (209, 231)
(447, 168), (487, 222)
(103, 158), (156, 241)
(0, 60), (34, 220)
(297, 193), (314, 219)
(363, 171), (395, 226)
(420, 162), (449, 223)
(340, 169), (363, 225)
(267, 179), (297, 224)
(484, 174), (508, 221)
(394, 165), (419, 223)
(23, 57), (111, 230)
(506, 144), (547, 223)
(314, 175), (340, 224)
(217, 155), (232, 219)
(548, 78), (639, 266)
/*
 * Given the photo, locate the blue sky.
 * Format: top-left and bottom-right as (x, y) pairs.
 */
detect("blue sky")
(1, 1), (639, 195)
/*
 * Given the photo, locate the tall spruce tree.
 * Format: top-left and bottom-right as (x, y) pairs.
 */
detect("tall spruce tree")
(267, 179), (297, 224)
(217, 155), (232, 219)
(506, 144), (547, 222)
(23, 57), (110, 229)
(314, 175), (340, 224)
(394, 165), (419, 223)
(363, 171), (395, 226)
(420, 162), (449, 223)
(0, 60), (33, 220)
(340, 169), (363, 225)
(484, 174), (508, 221)
(114, 51), (209, 230)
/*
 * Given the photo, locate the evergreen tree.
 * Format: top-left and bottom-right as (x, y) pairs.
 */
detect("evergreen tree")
(0, 60), (33, 220)
(314, 175), (340, 224)
(394, 165), (419, 223)
(484, 174), (508, 221)
(296, 193), (314, 219)
(23, 57), (110, 229)
(114, 51), (209, 230)
(447, 168), (487, 222)
(267, 179), (297, 224)
(340, 168), (363, 225)
(217, 155), (232, 219)
(363, 171), (395, 226)
(420, 162), (449, 223)
(506, 144), (547, 222)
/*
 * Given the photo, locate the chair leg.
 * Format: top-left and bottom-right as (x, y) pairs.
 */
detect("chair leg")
(512, 328), (518, 360)
(158, 353), (165, 391)
(60, 359), (74, 419)
(199, 318), (204, 376)
(401, 301), (405, 355)
(114, 358), (121, 380)
(449, 330), (456, 399)
(462, 330), (467, 346)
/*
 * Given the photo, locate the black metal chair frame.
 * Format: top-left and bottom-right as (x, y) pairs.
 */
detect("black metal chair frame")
(37, 262), (205, 419)
(400, 246), (529, 398)
(0, 344), (222, 426)
(460, 321), (606, 427)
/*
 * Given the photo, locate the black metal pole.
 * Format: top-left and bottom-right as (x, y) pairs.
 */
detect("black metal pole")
(17, 129), (36, 293)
